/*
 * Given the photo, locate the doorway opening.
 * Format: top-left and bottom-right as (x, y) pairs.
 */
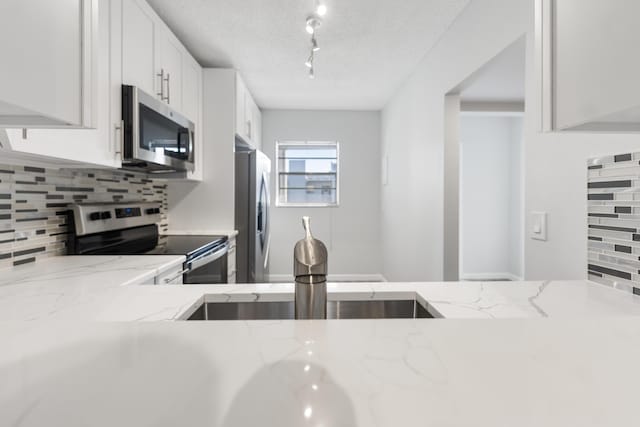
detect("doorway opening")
(444, 37), (526, 281)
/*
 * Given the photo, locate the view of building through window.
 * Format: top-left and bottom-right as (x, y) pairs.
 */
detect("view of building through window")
(276, 142), (339, 206)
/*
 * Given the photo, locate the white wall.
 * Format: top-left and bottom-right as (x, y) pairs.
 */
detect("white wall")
(508, 117), (524, 278)
(381, 0), (640, 282)
(262, 110), (382, 281)
(459, 115), (523, 279)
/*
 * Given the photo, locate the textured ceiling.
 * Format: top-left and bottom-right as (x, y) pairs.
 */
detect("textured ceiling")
(460, 38), (526, 103)
(147, 0), (470, 110)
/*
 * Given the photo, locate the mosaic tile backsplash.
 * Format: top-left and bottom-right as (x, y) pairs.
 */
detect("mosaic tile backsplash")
(588, 152), (640, 295)
(0, 163), (168, 269)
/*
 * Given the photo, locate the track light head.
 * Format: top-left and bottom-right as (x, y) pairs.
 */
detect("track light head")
(305, 15), (322, 34)
(311, 36), (320, 52)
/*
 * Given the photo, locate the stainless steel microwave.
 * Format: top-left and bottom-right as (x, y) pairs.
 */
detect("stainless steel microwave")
(121, 85), (195, 173)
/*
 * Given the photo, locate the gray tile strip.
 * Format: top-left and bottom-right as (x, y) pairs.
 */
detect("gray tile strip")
(589, 225), (637, 233)
(588, 264), (632, 280)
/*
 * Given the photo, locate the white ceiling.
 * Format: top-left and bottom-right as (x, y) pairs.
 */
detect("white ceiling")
(146, 0), (471, 110)
(460, 37), (526, 103)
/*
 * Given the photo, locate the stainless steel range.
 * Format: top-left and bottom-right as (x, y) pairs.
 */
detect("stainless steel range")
(67, 202), (228, 284)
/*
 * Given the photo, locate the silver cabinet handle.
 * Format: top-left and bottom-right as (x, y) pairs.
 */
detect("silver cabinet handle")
(164, 73), (171, 104)
(163, 268), (189, 284)
(114, 120), (124, 160)
(157, 68), (165, 100)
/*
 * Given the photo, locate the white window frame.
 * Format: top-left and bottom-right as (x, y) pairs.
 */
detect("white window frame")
(275, 140), (340, 207)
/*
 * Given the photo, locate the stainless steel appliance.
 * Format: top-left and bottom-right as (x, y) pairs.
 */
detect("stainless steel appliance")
(121, 85), (195, 173)
(235, 149), (271, 283)
(67, 202), (228, 284)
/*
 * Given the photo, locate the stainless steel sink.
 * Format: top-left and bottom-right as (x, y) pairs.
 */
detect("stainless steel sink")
(186, 299), (433, 320)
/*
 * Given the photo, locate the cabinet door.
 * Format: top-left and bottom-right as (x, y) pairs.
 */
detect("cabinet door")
(543, 0), (640, 131)
(122, 0), (156, 96)
(245, 95), (255, 143)
(235, 76), (248, 141)
(182, 54), (203, 181)
(248, 96), (262, 150)
(2, 0), (120, 168)
(182, 56), (201, 122)
(156, 31), (183, 110)
(0, 0), (96, 127)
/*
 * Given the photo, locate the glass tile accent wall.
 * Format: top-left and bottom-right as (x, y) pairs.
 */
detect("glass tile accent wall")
(588, 152), (640, 295)
(0, 163), (168, 269)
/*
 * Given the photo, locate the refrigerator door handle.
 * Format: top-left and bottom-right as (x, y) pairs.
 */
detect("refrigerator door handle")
(262, 171), (271, 268)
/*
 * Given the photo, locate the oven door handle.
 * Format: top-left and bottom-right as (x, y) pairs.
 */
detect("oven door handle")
(164, 268), (190, 284)
(187, 243), (229, 271)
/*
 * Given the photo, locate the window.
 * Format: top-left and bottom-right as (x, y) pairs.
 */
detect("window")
(276, 141), (339, 207)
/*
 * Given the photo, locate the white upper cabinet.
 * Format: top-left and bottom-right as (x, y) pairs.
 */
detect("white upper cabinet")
(182, 55), (203, 181)
(122, 0), (156, 95)
(1, 0), (120, 168)
(0, 0), (97, 128)
(540, 0), (640, 132)
(247, 95), (262, 150)
(235, 74), (262, 149)
(121, 0), (185, 111)
(235, 76), (248, 142)
(0, 0), (203, 176)
(155, 32), (183, 111)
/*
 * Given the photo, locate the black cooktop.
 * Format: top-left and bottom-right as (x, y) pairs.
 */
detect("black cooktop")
(146, 235), (227, 258)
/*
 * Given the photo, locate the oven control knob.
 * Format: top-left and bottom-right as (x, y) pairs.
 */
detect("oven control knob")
(89, 212), (101, 221)
(100, 211), (112, 220)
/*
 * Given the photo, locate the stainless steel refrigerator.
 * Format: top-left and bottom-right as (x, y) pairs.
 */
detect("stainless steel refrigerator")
(235, 149), (271, 283)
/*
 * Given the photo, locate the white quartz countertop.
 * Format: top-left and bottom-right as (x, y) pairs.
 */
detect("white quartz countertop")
(2, 318), (640, 426)
(0, 255), (186, 288)
(3, 258), (640, 425)
(2, 268), (640, 320)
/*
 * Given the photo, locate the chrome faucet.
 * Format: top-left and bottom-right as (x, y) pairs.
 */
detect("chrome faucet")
(293, 216), (328, 319)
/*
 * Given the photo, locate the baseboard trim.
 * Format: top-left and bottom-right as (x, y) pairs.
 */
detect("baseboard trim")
(267, 273), (387, 283)
(461, 272), (523, 282)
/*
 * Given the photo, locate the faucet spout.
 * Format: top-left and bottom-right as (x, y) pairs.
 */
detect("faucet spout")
(293, 216), (328, 319)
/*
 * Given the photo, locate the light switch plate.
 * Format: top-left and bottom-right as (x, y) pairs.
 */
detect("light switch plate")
(530, 211), (547, 241)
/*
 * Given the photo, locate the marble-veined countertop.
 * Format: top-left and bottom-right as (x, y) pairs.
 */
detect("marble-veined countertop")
(1, 259), (640, 320)
(3, 256), (640, 425)
(2, 317), (640, 426)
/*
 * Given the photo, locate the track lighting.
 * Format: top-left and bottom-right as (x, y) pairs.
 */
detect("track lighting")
(304, 1), (328, 79)
(305, 15), (322, 34)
